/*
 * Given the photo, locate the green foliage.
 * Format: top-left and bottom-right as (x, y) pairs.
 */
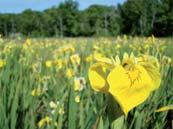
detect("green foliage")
(0, 37), (172, 129)
(119, 0), (173, 36)
(0, 0), (172, 37)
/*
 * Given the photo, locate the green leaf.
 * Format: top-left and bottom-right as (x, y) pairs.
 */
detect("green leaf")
(111, 116), (125, 129)
(107, 94), (124, 123)
(97, 116), (104, 129)
(68, 87), (77, 129)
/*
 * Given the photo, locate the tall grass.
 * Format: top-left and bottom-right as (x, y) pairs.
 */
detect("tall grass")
(0, 36), (172, 129)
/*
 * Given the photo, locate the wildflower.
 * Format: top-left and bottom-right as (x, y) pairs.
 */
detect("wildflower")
(31, 87), (47, 96)
(49, 101), (58, 109)
(59, 45), (75, 53)
(93, 52), (104, 60)
(49, 101), (59, 114)
(162, 56), (172, 65)
(23, 39), (32, 49)
(0, 59), (6, 68)
(58, 106), (65, 115)
(115, 44), (121, 49)
(70, 54), (80, 65)
(88, 53), (161, 115)
(66, 68), (74, 78)
(38, 116), (52, 128)
(54, 59), (63, 69)
(25, 39), (32, 46)
(85, 54), (93, 63)
(75, 95), (80, 103)
(74, 77), (86, 91)
(45, 60), (52, 68)
(31, 89), (42, 96)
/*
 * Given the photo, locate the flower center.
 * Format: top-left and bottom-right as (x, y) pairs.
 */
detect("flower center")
(126, 67), (141, 87)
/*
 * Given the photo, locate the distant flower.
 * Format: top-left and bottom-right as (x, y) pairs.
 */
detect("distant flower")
(85, 54), (93, 63)
(38, 116), (52, 128)
(59, 45), (75, 53)
(45, 60), (52, 68)
(66, 68), (74, 78)
(54, 59), (63, 69)
(25, 39), (32, 46)
(74, 77), (86, 91)
(23, 39), (32, 49)
(49, 101), (58, 109)
(75, 95), (80, 103)
(0, 59), (6, 68)
(58, 106), (65, 115)
(162, 56), (172, 65)
(31, 87), (47, 96)
(70, 54), (80, 65)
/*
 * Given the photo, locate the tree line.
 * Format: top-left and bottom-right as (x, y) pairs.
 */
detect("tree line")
(0, 0), (172, 37)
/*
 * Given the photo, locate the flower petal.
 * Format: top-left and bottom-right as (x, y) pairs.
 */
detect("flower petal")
(88, 63), (109, 92)
(138, 56), (161, 90)
(94, 54), (114, 69)
(107, 65), (153, 115)
(155, 105), (173, 112)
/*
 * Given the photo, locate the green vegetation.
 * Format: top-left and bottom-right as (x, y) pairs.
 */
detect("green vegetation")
(0, 36), (172, 129)
(0, 0), (173, 37)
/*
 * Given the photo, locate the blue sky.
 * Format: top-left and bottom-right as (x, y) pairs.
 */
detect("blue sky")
(0, 0), (126, 13)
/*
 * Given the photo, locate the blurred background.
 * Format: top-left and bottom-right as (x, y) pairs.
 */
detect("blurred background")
(0, 0), (172, 37)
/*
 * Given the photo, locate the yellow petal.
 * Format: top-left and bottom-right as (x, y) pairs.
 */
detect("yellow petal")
(107, 65), (154, 115)
(155, 105), (173, 112)
(115, 55), (121, 65)
(88, 63), (109, 92)
(94, 54), (114, 69)
(130, 52), (134, 58)
(138, 56), (161, 90)
(45, 60), (52, 68)
(122, 52), (129, 62)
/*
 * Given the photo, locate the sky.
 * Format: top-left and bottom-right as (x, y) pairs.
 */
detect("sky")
(0, 0), (126, 13)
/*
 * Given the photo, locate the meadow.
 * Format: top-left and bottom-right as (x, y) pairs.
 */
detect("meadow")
(0, 36), (172, 129)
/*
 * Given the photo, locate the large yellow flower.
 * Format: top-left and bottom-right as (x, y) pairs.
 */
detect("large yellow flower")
(88, 53), (161, 115)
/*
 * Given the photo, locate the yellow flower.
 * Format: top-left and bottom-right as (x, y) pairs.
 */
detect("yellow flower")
(115, 44), (121, 49)
(31, 88), (42, 96)
(58, 107), (65, 115)
(85, 54), (93, 63)
(59, 45), (75, 53)
(0, 59), (6, 68)
(88, 63), (109, 92)
(38, 116), (52, 128)
(75, 95), (80, 103)
(70, 54), (80, 65)
(54, 59), (63, 69)
(23, 39), (32, 50)
(25, 39), (32, 45)
(45, 60), (52, 68)
(49, 101), (58, 109)
(66, 68), (74, 78)
(31, 87), (47, 96)
(74, 77), (86, 91)
(162, 56), (172, 64)
(88, 53), (161, 115)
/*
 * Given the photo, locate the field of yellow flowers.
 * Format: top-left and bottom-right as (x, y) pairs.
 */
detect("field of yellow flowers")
(0, 36), (172, 129)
